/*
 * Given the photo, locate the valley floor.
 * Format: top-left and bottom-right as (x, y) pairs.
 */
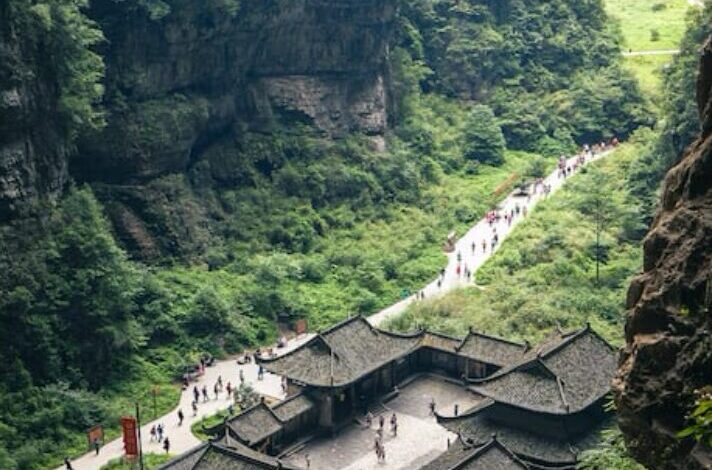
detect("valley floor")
(61, 145), (613, 470)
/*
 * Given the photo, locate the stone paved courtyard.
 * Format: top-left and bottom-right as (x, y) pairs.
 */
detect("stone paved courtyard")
(284, 375), (480, 470)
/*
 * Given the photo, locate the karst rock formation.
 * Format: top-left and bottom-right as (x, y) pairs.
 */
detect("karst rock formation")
(614, 36), (712, 470)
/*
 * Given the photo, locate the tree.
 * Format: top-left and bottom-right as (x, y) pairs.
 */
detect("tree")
(463, 105), (506, 165)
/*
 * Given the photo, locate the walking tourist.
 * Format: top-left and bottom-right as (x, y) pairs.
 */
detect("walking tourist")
(157, 423), (164, 442)
(193, 386), (200, 404)
(64, 457), (73, 470)
(239, 368), (245, 385)
(429, 398), (436, 416)
(192, 401), (198, 417)
(163, 437), (170, 454)
(379, 414), (385, 430)
(258, 364), (265, 380)
(177, 409), (184, 426)
(305, 453), (311, 469)
(202, 385), (208, 402)
(93, 437), (101, 455)
(366, 411), (373, 428)
(150, 425), (156, 442)
(214, 382), (220, 400)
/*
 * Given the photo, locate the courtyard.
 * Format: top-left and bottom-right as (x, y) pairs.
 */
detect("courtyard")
(283, 374), (481, 470)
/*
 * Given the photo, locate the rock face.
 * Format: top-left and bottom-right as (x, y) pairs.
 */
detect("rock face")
(614, 37), (712, 470)
(0, 1), (69, 222)
(0, 0), (395, 240)
(72, 0), (394, 184)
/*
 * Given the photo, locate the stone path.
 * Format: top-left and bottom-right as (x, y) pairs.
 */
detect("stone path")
(58, 335), (312, 470)
(367, 148), (611, 327)
(283, 376), (477, 470)
(621, 49), (680, 56)
(61, 148), (611, 470)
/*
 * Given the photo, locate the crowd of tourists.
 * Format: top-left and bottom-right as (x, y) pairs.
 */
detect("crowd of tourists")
(362, 410), (400, 464)
(420, 139), (618, 296)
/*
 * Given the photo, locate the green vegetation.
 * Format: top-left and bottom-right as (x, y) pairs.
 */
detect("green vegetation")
(191, 411), (230, 441)
(621, 55), (673, 100)
(579, 428), (645, 469)
(605, 0), (692, 51)
(387, 131), (657, 346)
(100, 453), (172, 470)
(0, 0), (656, 468)
(6, 0), (106, 138)
(677, 386), (712, 447)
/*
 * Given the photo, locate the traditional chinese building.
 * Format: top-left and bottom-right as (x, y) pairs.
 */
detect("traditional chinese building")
(196, 316), (616, 468)
(426, 326), (617, 469)
(153, 439), (299, 470)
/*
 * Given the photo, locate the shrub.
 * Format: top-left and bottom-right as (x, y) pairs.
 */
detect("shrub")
(462, 105), (506, 165)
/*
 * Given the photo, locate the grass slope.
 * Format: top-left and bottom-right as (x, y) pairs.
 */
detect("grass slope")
(606, 0), (691, 51)
(606, 0), (694, 99)
(387, 139), (650, 347)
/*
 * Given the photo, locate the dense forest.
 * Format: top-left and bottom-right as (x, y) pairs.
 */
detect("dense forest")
(0, 0), (708, 468)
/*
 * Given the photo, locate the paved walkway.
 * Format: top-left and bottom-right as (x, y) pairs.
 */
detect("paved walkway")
(62, 148), (611, 470)
(367, 149), (610, 327)
(283, 376), (478, 470)
(621, 49), (680, 57)
(59, 335), (313, 470)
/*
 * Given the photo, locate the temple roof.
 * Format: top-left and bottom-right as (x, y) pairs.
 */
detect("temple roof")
(421, 437), (528, 470)
(420, 331), (462, 352)
(271, 393), (315, 422)
(468, 326), (616, 414)
(456, 329), (528, 367)
(226, 402), (283, 446)
(154, 440), (299, 470)
(259, 316), (421, 387)
(439, 412), (611, 467)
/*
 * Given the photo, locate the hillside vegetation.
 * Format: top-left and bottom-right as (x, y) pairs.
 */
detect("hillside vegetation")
(0, 1), (653, 468)
(387, 130), (655, 345)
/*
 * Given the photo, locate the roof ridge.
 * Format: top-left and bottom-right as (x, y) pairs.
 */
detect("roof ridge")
(450, 437), (528, 470)
(456, 327), (526, 352)
(556, 376), (570, 412)
(154, 442), (210, 470)
(320, 314), (364, 335)
(271, 391), (309, 409)
(436, 398), (495, 423)
(538, 326), (589, 358)
(213, 440), (297, 469)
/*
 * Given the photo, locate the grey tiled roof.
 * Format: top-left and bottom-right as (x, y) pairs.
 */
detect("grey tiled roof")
(421, 438), (528, 469)
(469, 326), (616, 414)
(456, 330), (527, 367)
(226, 402), (283, 446)
(420, 331), (462, 352)
(155, 441), (299, 470)
(260, 316), (421, 387)
(442, 412), (583, 465)
(271, 393), (315, 422)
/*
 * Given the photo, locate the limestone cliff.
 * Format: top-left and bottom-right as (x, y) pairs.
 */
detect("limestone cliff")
(614, 37), (712, 469)
(0, 0), (395, 243)
(0, 1), (69, 222)
(72, 0), (394, 184)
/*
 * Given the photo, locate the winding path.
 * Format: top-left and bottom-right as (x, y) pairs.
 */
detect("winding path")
(621, 49), (680, 57)
(60, 148), (612, 470)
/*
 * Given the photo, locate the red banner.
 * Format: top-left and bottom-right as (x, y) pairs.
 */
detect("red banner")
(295, 318), (308, 335)
(121, 416), (138, 457)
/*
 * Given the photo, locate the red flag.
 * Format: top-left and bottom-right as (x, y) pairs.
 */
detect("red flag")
(121, 416), (138, 457)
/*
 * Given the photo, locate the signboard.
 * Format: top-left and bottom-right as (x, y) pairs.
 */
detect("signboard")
(86, 425), (104, 450)
(121, 416), (139, 457)
(295, 318), (308, 335)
